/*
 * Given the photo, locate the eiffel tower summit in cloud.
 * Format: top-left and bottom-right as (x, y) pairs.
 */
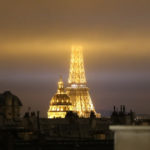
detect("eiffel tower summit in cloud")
(48, 46), (100, 118)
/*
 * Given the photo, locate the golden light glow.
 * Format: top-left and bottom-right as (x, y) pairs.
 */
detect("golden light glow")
(47, 77), (73, 119)
(68, 46), (86, 84)
(67, 47), (100, 118)
(47, 47), (100, 119)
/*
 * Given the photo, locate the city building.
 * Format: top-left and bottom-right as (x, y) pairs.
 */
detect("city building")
(0, 91), (22, 121)
(111, 105), (135, 125)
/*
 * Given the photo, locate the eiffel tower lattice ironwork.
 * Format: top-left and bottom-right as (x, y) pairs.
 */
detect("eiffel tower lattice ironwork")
(66, 46), (100, 118)
(68, 46), (86, 84)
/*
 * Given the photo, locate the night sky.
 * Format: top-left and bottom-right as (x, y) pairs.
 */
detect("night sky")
(0, 0), (150, 117)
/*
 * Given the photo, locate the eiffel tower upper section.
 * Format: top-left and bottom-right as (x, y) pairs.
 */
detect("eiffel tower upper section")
(68, 46), (86, 85)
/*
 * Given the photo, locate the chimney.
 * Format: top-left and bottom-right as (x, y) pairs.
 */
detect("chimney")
(114, 105), (116, 112)
(123, 105), (125, 113)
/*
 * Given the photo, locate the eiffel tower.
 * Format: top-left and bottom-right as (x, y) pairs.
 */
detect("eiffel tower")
(66, 46), (100, 118)
(47, 46), (100, 118)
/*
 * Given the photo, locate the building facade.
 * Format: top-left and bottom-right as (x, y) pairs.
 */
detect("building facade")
(0, 91), (22, 120)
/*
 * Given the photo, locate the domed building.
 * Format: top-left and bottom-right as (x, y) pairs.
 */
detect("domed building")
(0, 91), (22, 120)
(47, 77), (73, 118)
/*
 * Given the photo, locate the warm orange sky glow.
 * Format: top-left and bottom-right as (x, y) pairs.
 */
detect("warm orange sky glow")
(0, 0), (150, 116)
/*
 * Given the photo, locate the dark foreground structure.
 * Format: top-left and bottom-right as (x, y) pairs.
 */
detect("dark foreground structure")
(1, 91), (149, 150)
(0, 91), (113, 150)
(0, 133), (113, 150)
(16, 140), (113, 150)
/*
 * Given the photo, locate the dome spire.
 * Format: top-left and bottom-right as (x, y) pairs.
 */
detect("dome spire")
(57, 76), (64, 94)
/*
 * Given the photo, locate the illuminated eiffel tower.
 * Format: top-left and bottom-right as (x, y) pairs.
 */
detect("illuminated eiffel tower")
(66, 46), (100, 118)
(47, 46), (100, 118)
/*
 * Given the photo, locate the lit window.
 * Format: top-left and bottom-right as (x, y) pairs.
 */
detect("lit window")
(71, 84), (78, 88)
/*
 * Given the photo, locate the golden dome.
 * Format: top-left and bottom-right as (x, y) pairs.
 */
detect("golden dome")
(48, 77), (73, 118)
(50, 93), (71, 105)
